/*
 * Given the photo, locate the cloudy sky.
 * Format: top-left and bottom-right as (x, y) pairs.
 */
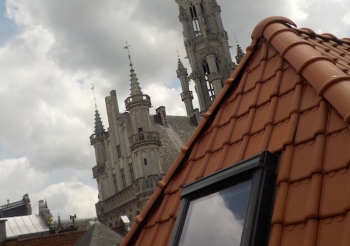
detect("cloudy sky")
(0, 0), (349, 221)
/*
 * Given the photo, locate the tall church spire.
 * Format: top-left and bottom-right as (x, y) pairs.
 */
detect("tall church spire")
(124, 42), (143, 96)
(94, 110), (105, 135)
(129, 70), (143, 96)
(91, 84), (105, 135)
(235, 44), (245, 64)
(234, 34), (245, 64)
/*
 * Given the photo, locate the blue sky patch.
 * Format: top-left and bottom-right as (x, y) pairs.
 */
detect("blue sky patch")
(0, 0), (19, 45)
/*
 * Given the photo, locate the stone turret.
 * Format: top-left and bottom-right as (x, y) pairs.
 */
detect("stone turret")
(235, 44), (245, 64)
(90, 109), (108, 201)
(177, 58), (194, 116)
(123, 46), (163, 182)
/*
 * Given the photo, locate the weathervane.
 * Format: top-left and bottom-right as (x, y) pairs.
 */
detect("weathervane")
(91, 83), (97, 110)
(123, 41), (134, 71)
(234, 32), (239, 45)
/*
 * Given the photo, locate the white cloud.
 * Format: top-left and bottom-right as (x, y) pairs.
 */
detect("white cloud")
(343, 12), (350, 25)
(31, 181), (98, 220)
(0, 158), (48, 203)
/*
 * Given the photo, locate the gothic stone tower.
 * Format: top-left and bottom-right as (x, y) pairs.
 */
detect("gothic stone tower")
(90, 62), (170, 227)
(124, 67), (164, 183)
(90, 110), (109, 203)
(176, 0), (236, 115)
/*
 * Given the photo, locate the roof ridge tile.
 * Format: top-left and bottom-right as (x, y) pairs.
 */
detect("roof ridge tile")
(260, 20), (350, 124)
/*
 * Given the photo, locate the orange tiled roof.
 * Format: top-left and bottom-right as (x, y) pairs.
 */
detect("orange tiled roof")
(121, 16), (350, 246)
(3, 230), (85, 246)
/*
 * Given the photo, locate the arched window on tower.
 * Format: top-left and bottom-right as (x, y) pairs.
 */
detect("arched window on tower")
(202, 60), (215, 101)
(215, 57), (225, 87)
(215, 57), (221, 71)
(200, 0), (209, 34)
(190, 3), (201, 37)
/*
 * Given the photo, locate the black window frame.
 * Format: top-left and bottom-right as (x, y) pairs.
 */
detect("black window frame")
(169, 150), (278, 246)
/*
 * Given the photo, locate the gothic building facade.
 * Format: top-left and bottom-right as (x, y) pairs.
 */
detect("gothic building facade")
(90, 0), (244, 228)
(90, 72), (197, 227)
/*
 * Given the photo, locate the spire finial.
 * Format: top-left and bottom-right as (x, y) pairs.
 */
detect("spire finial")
(176, 47), (180, 60)
(91, 83), (97, 110)
(123, 41), (134, 71)
(234, 32), (239, 46)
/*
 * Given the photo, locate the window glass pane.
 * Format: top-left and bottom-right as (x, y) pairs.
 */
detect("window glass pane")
(178, 178), (252, 246)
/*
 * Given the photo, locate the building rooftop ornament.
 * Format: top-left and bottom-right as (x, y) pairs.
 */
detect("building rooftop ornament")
(234, 33), (245, 64)
(123, 41), (134, 71)
(91, 83), (98, 110)
(124, 42), (143, 96)
(90, 83), (105, 135)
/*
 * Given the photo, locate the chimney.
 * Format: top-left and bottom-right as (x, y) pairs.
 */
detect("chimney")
(0, 219), (7, 242)
(156, 106), (168, 126)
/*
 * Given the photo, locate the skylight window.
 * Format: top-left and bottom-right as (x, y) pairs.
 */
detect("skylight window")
(169, 151), (278, 246)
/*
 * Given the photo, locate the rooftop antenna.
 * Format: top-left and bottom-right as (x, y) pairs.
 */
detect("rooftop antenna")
(91, 83), (97, 110)
(123, 41), (134, 71)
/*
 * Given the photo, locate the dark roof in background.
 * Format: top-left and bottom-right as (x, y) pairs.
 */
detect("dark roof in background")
(74, 222), (123, 246)
(1, 230), (85, 246)
(120, 16), (350, 246)
(153, 115), (197, 172)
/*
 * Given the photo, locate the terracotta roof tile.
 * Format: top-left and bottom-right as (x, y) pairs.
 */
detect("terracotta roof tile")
(244, 62), (265, 93)
(212, 123), (229, 151)
(318, 213), (350, 246)
(319, 167), (350, 218)
(299, 84), (322, 112)
(9, 230), (85, 246)
(135, 225), (153, 246)
(230, 113), (250, 143)
(185, 157), (203, 183)
(222, 140), (244, 169)
(268, 224), (283, 246)
(262, 54), (284, 82)
(244, 126), (272, 159)
(284, 174), (323, 224)
(168, 191), (182, 219)
(271, 182), (289, 224)
(122, 16), (350, 246)
(274, 84), (303, 123)
(251, 99), (276, 134)
(276, 145), (294, 184)
(278, 67), (303, 96)
(324, 128), (350, 173)
(203, 149), (222, 176)
(257, 76), (279, 106)
(289, 134), (326, 182)
(294, 102), (328, 144)
(218, 103), (232, 126)
(280, 219), (319, 246)
(225, 74), (246, 103)
(326, 109), (347, 134)
(156, 219), (174, 246)
(236, 87), (259, 117)
(268, 112), (299, 153)
(248, 41), (265, 70)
